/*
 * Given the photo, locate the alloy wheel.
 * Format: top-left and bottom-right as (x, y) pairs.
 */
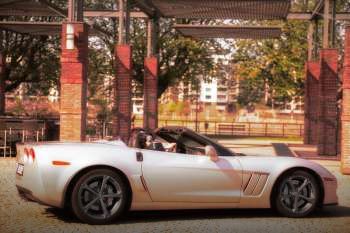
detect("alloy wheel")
(77, 174), (123, 220)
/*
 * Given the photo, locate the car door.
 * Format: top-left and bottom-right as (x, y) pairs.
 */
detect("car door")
(141, 149), (242, 203)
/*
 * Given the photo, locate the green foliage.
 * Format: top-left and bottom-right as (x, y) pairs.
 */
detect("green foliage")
(87, 40), (113, 101)
(2, 0), (350, 114)
(91, 98), (111, 124)
(87, 15), (217, 99)
(11, 98), (26, 116)
(0, 31), (60, 95)
(165, 101), (177, 114)
(234, 20), (308, 107)
(237, 77), (264, 106)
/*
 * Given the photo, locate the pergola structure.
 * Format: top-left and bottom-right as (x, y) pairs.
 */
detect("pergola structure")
(174, 25), (282, 39)
(0, 0), (350, 174)
(0, 21), (62, 35)
(135, 0), (291, 19)
(131, 0), (350, 176)
(0, 0), (66, 17)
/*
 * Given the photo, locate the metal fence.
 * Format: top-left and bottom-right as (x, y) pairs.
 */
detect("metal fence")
(1, 117), (303, 157)
(133, 119), (304, 137)
(134, 120), (304, 137)
(0, 118), (48, 157)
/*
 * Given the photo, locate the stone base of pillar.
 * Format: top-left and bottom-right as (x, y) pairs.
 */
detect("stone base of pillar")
(341, 25), (350, 174)
(143, 56), (158, 131)
(317, 49), (338, 156)
(59, 22), (88, 142)
(341, 117), (350, 174)
(304, 61), (320, 145)
(113, 44), (132, 142)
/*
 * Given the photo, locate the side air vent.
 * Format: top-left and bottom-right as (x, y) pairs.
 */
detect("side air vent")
(243, 172), (269, 196)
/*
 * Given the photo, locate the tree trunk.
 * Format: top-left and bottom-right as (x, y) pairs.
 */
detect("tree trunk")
(0, 54), (5, 116)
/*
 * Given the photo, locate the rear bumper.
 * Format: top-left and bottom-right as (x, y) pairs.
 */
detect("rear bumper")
(16, 185), (44, 204)
(15, 164), (61, 208)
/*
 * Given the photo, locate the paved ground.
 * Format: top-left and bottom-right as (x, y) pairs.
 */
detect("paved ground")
(1, 157), (350, 233)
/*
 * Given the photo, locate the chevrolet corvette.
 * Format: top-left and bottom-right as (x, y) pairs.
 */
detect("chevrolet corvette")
(15, 127), (338, 224)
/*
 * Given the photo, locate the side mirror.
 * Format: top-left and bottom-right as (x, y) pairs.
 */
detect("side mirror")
(205, 145), (219, 162)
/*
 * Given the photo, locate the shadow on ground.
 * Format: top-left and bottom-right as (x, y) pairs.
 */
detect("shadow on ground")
(44, 205), (350, 224)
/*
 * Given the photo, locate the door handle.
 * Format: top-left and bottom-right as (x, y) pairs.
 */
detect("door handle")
(136, 152), (143, 162)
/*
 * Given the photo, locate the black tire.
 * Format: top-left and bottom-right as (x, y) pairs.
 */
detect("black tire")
(274, 170), (320, 218)
(71, 169), (129, 224)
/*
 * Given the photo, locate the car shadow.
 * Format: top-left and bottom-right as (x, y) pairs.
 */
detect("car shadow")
(44, 205), (350, 224)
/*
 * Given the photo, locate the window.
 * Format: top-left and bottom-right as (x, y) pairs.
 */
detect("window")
(218, 95), (226, 99)
(206, 95), (211, 99)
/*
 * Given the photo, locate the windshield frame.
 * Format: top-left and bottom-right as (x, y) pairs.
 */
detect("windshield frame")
(155, 127), (236, 157)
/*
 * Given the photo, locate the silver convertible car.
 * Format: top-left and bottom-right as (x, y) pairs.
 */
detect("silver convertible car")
(16, 127), (338, 224)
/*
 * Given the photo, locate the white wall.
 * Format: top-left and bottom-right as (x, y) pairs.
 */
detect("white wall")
(200, 79), (217, 103)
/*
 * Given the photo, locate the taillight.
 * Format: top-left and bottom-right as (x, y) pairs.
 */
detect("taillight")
(29, 148), (35, 161)
(23, 148), (29, 163)
(23, 147), (35, 164)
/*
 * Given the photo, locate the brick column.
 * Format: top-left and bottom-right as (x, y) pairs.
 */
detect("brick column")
(60, 22), (88, 142)
(341, 26), (350, 174)
(317, 49), (338, 156)
(304, 61), (320, 145)
(143, 56), (158, 130)
(0, 53), (5, 115)
(112, 45), (132, 142)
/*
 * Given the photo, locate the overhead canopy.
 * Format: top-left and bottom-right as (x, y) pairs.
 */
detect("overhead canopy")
(0, 21), (99, 36)
(0, 21), (61, 35)
(137, 0), (291, 20)
(0, 0), (66, 17)
(174, 24), (282, 39)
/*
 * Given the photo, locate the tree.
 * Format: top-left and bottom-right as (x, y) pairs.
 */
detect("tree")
(233, 0), (350, 108)
(233, 20), (308, 108)
(86, 4), (219, 98)
(237, 76), (265, 107)
(165, 101), (177, 118)
(0, 30), (60, 115)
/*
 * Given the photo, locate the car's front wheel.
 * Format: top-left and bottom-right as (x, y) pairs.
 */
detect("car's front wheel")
(274, 170), (320, 217)
(71, 168), (128, 224)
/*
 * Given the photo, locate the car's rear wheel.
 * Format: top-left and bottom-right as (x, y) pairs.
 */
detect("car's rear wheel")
(71, 169), (128, 224)
(274, 170), (319, 217)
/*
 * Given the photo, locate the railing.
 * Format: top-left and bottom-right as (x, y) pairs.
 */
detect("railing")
(0, 128), (45, 157)
(133, 119), (304, 137)
(0, 117), (49, 157)
(0, 117), (303, 157)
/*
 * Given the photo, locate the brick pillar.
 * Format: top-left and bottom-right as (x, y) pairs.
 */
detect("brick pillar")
(143, 56), (158, 130)
(317, 49), (338, 156)
(341, 26), (350, 174)
(60, 22), (88, 142)
(304, 61), (320, 145)
(0, 53), (5, 115)
(112, 45), (132, 142)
